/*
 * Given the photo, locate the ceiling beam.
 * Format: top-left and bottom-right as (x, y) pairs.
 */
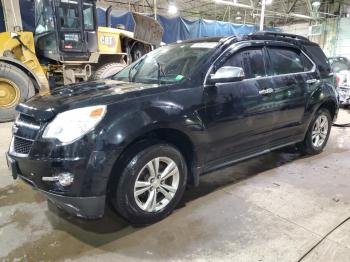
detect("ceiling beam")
(287, 0), (298, 13)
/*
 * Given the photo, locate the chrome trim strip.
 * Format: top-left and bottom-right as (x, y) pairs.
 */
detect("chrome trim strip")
(15, 120), (40, 130)
(42, 176), (59, 182)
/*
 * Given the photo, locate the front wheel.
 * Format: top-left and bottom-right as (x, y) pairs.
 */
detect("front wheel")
(110, 144), (187, 225)
(0, 62), (35, 122)
(299, 108), (332, 155)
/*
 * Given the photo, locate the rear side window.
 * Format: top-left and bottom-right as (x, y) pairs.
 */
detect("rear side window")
(267, 47), (313, 75)
(303, 44), (331, 78)
(223, 48), (266, 78)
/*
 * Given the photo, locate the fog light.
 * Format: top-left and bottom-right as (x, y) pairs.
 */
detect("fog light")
(58, 173), (74, 187)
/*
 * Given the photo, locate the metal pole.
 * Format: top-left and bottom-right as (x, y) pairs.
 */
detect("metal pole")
(260, 0), (266, 30)
(154, 0), (157, 20)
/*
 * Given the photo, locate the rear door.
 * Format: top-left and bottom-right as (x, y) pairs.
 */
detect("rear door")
(265, 44), (315, 144)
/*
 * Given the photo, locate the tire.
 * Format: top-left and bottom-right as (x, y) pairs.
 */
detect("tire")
(131, 43), (149, 62)
(91, 63), (126, 80)
(0, 62), (35, 122)
(299, 108), (332, 155)
(110, 143), (187, 225)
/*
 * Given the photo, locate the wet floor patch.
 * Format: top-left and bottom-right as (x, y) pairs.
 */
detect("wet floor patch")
(0, 183), (44, 207)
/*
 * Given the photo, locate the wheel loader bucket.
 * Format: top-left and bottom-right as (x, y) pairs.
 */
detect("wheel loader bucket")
(132, 13), (164, 47)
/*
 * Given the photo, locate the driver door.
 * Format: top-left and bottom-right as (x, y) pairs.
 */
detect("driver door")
(201, 45), (277, 167)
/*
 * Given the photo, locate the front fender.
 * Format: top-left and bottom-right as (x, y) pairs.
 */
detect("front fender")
(102, 100), (199, 148)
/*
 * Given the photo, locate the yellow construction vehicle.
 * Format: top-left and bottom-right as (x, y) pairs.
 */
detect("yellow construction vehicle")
(0, 0), (163, 122)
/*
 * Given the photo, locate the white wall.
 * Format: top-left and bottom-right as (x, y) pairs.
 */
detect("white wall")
(278, 23), (309, 37)
(336, 18), (350, 59)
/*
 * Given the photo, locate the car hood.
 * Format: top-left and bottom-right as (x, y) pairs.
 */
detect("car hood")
(16, 80), (162, 121)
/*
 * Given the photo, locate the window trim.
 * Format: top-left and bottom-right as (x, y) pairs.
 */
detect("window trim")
(204, 41), (265, 86)
(222, 46), (268, 79)
(204, 41), (316, 87)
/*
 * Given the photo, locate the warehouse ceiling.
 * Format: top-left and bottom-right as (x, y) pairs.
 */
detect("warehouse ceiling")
(97, 0), (349, 26)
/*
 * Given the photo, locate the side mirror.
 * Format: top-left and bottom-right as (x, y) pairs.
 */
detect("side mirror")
(208, 66), (245, 84)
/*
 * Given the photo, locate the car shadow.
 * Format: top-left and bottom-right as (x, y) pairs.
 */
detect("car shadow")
(45, 145), (305, 245)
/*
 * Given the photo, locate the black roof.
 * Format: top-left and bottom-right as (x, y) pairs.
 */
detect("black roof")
(175, 37), (223, 44)
(181, 31), (310, 45)
(250, 31), (309, 41)
(168, 31), (314, 52)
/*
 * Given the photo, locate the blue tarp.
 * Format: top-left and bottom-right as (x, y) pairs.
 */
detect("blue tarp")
(97, 9), (263, 43)
(0, 2), (278, 43)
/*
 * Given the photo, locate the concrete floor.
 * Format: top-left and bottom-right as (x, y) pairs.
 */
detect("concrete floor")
(1, 110), (350, 261)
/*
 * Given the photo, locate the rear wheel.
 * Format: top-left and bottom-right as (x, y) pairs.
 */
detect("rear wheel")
(0, 62), (35, 122)
(299, 108), (332, 155)
(92, 63), (126, 80)
(110, 143), (187, 225)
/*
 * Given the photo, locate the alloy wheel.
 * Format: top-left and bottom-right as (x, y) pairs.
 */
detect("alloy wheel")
(133, 157), (180, 212)
(312, 114), (329, 148)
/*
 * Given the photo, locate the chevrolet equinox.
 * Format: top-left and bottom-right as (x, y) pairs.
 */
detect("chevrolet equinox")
(7, 32), (339, 224)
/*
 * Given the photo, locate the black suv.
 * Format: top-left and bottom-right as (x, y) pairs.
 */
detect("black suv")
(7, 32), (339, 224)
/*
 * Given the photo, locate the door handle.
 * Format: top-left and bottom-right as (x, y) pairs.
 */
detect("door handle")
(259, 88), (274, 95)
(306, 79), (319, 84)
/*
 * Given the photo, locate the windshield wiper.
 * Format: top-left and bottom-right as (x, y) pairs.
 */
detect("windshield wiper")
(156, 61), (166, 85)
(128, 56), (146, 82)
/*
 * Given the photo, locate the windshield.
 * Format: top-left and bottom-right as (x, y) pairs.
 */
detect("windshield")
(58, 0), (81, 29)
(35, 0), (55, 34)
(113, 42), (217, 85)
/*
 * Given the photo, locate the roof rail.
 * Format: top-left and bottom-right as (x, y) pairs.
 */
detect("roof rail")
(251, 31), (309, 42)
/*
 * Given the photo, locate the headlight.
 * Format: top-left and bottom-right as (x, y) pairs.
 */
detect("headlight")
(42, 105), (106, 143)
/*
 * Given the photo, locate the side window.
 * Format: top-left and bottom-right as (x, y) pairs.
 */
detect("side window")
(222, 48), (266, 79)
(267, 47), (311, 75)
(83, 3), (95, 30)
(300, 53), (314, 71)
(303, 44), (331, 78)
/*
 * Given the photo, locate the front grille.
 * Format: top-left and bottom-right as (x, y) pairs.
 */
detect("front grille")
(11, 113), (43, 156)
(13, 137), (34, 155)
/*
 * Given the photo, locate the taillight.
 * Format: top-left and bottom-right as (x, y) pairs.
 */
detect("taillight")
(336, 75), (340, 87)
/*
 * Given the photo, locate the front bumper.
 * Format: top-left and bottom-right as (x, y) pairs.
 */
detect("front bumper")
(6, 152), (107, 219)
(21, 175), (105, 219)
(339, 99), (350, 105)
(338, 86), (350, 105)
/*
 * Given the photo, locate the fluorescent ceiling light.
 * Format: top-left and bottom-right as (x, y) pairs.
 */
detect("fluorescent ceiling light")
(291, 13), (313, 19)
(168, 3), (178, 15)
(215, 0), (254, 9)
(215, 0), (314, 20)
(312, 1), (321, 7)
